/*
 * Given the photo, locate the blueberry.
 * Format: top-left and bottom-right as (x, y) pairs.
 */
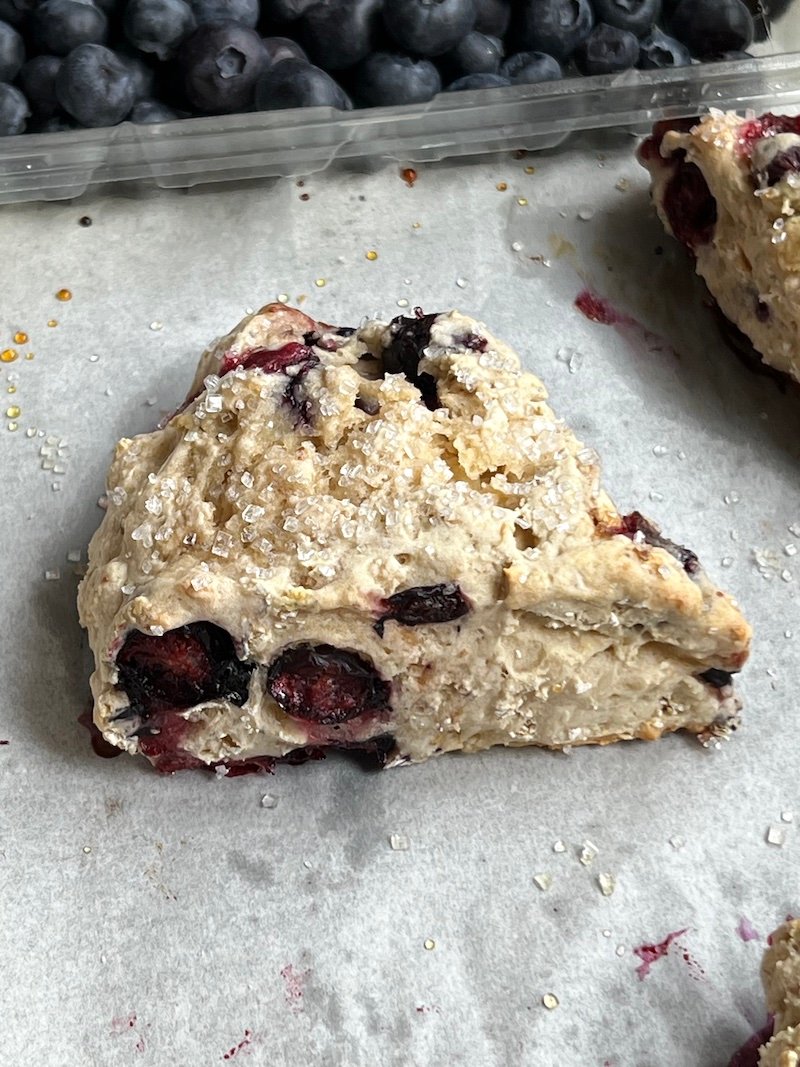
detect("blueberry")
(0, 80), (28, 133)
(266, 643), (390, 725)
(517, 0), (593, 60)
(17, 55), (61, 118)
(501, 49), (561, 83)
(575, 22), (638, 74)
(261, 0), (318, 18)
(255, 57), (351, 109)
(180, 22), (266, 113)
(354, 51), (441, 106)
(445, 71), (508, 89)
(55, 42), (136, 126)
(439, 31), (502, 80)
(302, 0), (384, 71)
(189, 0), (259, 28)
(384, 311), (441, 408)
(375, 583), (470, 637)
(474, 0), (510, 36)
(124, 0), (196, 60)
(668, 0), (753, 58)
(34, 111), (79, 130)
(592, 0), (659, 37)
(261, 35), (307, 65)
(637, 27), (690, 68)
(384, 0), (478, 58)
(117, 48), (156, 99)
(129, 96), (179, 121)
(30, 1), (108, 57)
(0, 0), (34, 28)
(0, 19), (23, 82)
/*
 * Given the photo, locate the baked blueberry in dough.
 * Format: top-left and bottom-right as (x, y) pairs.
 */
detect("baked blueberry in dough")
(638, 109), (800, 384)
(77, 303), (750, 773)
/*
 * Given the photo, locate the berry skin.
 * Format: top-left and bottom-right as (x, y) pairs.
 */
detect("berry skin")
(440, 31), (503, 81)
(302, 0), (384, 72)
(261, 36), (307, 67)
(0, 0), (35, 28)
(180, 22), (266, 114)
(55, 43), (136, 127)
(637, 27), (691, 70)
(0, 80), (28, 134)
(574, 22), (639, 75)
(0, 18), (24, 82)
(189, 0), (259, 28)
(446, 71), (508, 90)
(255, 57), (352, 110)
(383, 0), (478, 58)
(374, 583), (471, 637)
(474, 0), (510, 36)
(354, 51), (441, 107)
(30, 0), (109, 58)
(124, 0), (196, 61)
(129, 97), (180, 122)
(592, 0), (659, 37)
(501, 50), (562, 84)
(266, 643), (391, 725)
(667, 0), (754, 59)
(17, 55), (61, 119)
(517, 0), (594, 61)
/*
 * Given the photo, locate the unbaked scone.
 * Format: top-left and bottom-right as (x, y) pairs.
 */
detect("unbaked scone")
(77, 303), (750, 773)
(637, 109), (800, 383)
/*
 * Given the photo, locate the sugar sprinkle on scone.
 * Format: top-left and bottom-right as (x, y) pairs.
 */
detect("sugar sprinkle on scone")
(78, 303), (751, 773)
(638, 109), (800, 384)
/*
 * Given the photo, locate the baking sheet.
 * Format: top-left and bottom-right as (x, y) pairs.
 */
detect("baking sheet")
(1, 130), (798, 1067)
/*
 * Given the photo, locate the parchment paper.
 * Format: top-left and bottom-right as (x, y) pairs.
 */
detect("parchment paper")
(1, 129), (798, 1067)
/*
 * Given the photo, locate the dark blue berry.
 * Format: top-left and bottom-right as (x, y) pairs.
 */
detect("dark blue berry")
(592, 0), (659, 37)
(698, 668), (733, 689)
(56, 43), (135, 125)
(189, 0), (259, 28)
(117, 48), (156, 99)
(267, 644), (390, 725)
(0, 19), (23, 82)
(302, 0), (384, 71)
(384, 0), (478, 58)
(0, 80), (27, 133)
(637, 27), (690, 68)
(34, 111), (78, 130)
(261, 36), (307, 66)
(129, 96), (179, 121)
(180, 22), (266, 113)
(30, 0), (108, 57)
(440, 31), (502, 80)
(384, 311), (441, 408)
(445, 71), (508, 89)
(354, 51), (440, 106)
(0, 0), (34, 28)
(375, 583), (470, 637)
(668, 0), (753, 58)
(474, 0), (510, 35)
(261, 0), (318, 18)
(124, 0), (196, 61)
(517, 0), (593, 61)
(575, 22), (638, 74)
(255, 57), (351, 109)
(17, 55), (61, 118)
(501, 49), (561, 83)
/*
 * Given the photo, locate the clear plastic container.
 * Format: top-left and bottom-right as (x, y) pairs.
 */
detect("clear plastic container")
(3, 5), (800, 205)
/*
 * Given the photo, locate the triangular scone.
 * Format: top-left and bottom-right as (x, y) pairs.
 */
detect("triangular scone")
(638, 109), (800, 383)
(734, 920), (800, 1066)
(78, 303), (750, 772)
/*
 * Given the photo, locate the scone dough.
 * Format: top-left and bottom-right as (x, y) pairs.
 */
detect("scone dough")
(638, 109), (800, 383)
(78, 303), (750, 771)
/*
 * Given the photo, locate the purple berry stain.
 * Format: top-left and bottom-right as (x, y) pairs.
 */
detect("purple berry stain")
(612, 511), (699, 575)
